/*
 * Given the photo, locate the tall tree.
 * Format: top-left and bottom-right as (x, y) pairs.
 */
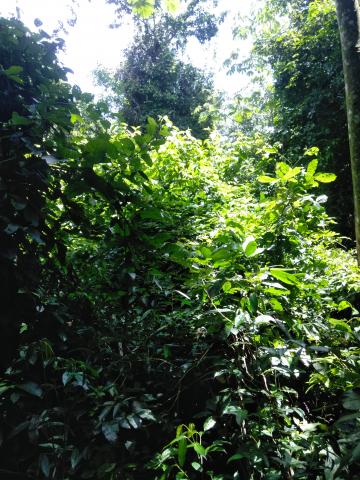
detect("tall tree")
(96, 0), (221, 137)
(0, 18), (76, 370)
(231, 0), (354, 237)
(335, 0), (360, 262)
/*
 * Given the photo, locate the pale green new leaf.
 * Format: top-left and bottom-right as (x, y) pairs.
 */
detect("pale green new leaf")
(258, 175), (278, 184)
(129, 0), (155, 17)
(314, 173), (336, 183)
(164, 0), (180, 13)
(306, 159), (318, 177)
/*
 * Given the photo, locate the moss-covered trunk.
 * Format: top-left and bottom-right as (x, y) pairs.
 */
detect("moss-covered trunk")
(335, 0), (360, 263)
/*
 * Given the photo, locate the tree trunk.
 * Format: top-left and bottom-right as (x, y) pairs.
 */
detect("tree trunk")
(335, 0), (360, 263)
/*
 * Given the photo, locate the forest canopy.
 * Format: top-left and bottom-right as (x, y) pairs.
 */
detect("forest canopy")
(0, 1), (360, 479)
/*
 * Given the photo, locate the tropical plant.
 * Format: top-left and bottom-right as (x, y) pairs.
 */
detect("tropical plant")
(230, 0), (354, 238)
(0, 17), (76, 371)
(1, 9), (360, 480)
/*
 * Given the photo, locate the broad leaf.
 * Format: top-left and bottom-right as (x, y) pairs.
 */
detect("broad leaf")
(242, 236), (258, 257)
(314, 173), (336, 183)
(18, 382), (43, 398)
(203, 417), (216, 431)
(270, 268), (300, 286)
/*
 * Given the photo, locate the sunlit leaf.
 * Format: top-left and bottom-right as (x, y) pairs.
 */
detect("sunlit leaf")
(242, 236), (258, 257)
(269, 268), (300, 286)
(306, 159), (318, 177)
(314, 172), (336, 183)
(203, 417), (216, 431)
(258, 175), (278, 183)
(129, 0), (155, 17)
(328, 318), (352, 333)
(165, 0), (180, 13)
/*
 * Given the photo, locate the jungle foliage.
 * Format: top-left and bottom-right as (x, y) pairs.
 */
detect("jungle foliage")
(0, 2), (360, 480)
(95, 0), (221, 137)
(230, 0), (353, 238)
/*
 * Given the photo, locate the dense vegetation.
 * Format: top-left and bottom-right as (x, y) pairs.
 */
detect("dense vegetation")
(0, 1), (360, 479)
(95, 0), (220, 137)
(230, 0), (353, 237)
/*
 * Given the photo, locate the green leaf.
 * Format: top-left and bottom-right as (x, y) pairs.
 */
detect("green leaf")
(342, 391), (360, 410)
(338, 300), (352, 311)
(222, 405), (248, 425)
(193, 442), (206, 456)
(222, 281), (232, 293)
(248, 292), (258, 313)
(350, 443), (360, 462)
(83, 135), (115, 165)
(314, 172), (336, 183)
(146, 116), (157, 135)
(3, 65), (24, 83)
(306, 159), (318, 177)
(40, 454), (50, 477)
(304, 147), (319, 157)
(97, 463), (116, 475)
(335, 412), (360, 425)
(4, 65), (23, 75)
(18, 382), (43, 397)
(147, 232), (172, 247)
(116, 137), (136, 155)
(199, 246), (212, 258)
(137, 408), (156, 421)
(71, 448), (82, 469)
(282, 166), (302, 181)
(102, 422), (119, 443)
(258, 175), (278, 184)
(140, 207), (165, 221)
(7, 75), (23, 84)
(0, 383), (13, 395)
(62, 371), (72, 386)
(298, 422), (320, 432)
(141, 152), (153, 166)
(203, 417), (216, 431)
(11, 198), (27, 210)
(178, 436), (187, 467)
(328, 318), (352, 333)
(269, 298), (283, 312)
(269, 268), (300, 286)
(165, 0), (180, 13)
(264, 286), (290, 296)
(70, 113), (83, 124)
(242, 236), (257, 257)
(129, 0), (155, 17)
(174, 290), (191, 300)
(191, 461), (202, 471)
(211, 247), (232, 261)
(227, 452), (245, 463)
(276, 162), (290, 177)
(127, 414), (142, 429)
(11, 111), (32, 126)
